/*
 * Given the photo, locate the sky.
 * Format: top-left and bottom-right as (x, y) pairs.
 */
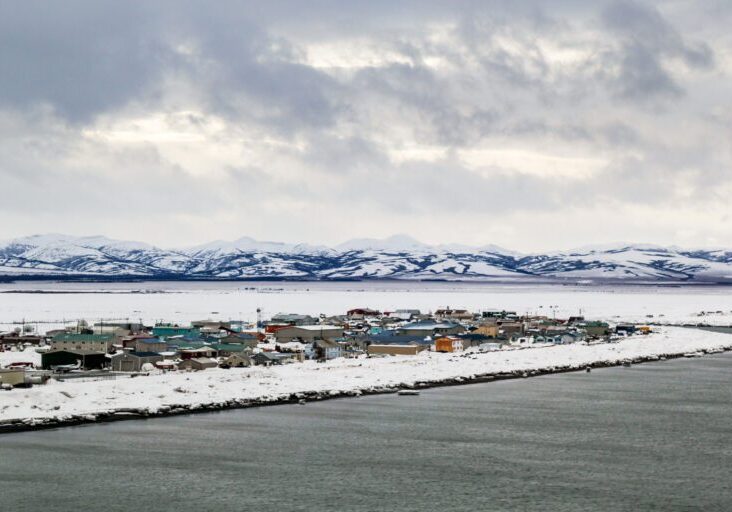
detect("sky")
(0, 0), (731, 251)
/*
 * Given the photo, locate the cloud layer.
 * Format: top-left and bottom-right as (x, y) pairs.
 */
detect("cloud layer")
(0, 0), (730, 250)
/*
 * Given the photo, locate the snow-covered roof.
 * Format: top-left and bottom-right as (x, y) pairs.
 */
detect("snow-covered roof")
(289, 325), (342, 331)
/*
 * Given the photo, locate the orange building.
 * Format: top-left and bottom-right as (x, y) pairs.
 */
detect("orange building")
(434, 337), (463, 353)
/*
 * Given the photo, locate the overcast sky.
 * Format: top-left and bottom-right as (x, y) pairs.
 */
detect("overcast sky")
(1, 1), (730, 251)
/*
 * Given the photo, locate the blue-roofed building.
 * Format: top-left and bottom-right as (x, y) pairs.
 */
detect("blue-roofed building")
(152, 324), (201, 339)
(396, 321), (463, 337)
(366, 333), (433, 346)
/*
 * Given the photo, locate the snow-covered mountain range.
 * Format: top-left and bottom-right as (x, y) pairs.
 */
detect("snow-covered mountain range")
(1, 234), (732, 283)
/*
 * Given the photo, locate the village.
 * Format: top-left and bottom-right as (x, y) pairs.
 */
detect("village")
(0, 306), (651, 389)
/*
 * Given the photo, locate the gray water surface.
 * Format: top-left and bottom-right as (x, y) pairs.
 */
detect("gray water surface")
(2, 355), (732, 511)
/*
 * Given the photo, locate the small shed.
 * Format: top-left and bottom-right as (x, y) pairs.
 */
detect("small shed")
(434, 337), (464, 353)
(223, 353), (252, 368)
(178, 357), (218, 371)
(367, 344), (426, 356)
(111, 351), (164, 372)
(0, 368), (26, 387)
(41, 350), (107, 370)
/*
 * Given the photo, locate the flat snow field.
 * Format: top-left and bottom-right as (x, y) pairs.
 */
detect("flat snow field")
(3, 281), (732, 333)
(2, 327), (731, 423)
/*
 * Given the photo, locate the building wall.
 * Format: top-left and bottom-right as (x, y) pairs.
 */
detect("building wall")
(474, 325), (499, 337)
(133, 340), (166, 353)
(368, 344), (424, 356)
(0, 369), (25, 386)
(112, 354), (163, 372)
(179, 359), (217, 370)
(41, 351), (107, 370)
(275, 326), (344, 342)
(51, 340), (110, 352)
(435, 338), (462, 352)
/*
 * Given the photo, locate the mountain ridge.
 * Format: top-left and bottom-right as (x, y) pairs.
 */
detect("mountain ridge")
(1, 234), (732, 283)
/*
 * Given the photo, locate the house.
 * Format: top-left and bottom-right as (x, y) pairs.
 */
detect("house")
(457, 333), (493, 348)
(220, 333), (260, 348)
(111, 351), (163, 372)
(482, 310), (516, 319)
(0, 333), (45, 348)
(580, 321), (611, 337)
(44, 329), (69, 338)
(223, 353), (252, 368)
(497, 322), (523, 338)
(132, 337), (167, 353)
(313, 339), (342, 360)
(434, 337), (463, 353)
(365, 333), (432, 346)
(269, 313), (318, 326)
(367, 344), (427, 356)
(274, 325), (344, 343)
(434, 308), (473, 321)
(50, 333), (115, 353)
(191, 320), (232, 330)
(152, 324), (200, 339)
(94, 321), (145, 332)
(558, 332), (583, 344)
(346, 308), (381, 319)
(252, 352), (294, 366)
(41, 349), (107, 370)
(179, 346), (217, 360)
(91, 325), (131, 337)
(178, 357), (218, 371)
(473, 324), (499, 338)
(616, 324), (637, 334)
(209, 343), (251, 357)
(276, 341), (312, 360)
(397, 321), (463, 337)
(387, 309), (421, 320)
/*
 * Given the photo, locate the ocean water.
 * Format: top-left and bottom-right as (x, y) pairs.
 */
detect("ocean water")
(1, 353), (731, 511)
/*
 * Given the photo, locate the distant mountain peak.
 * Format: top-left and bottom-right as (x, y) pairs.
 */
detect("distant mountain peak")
(336, 234), (430, 252)
(0, 233), (730, 283)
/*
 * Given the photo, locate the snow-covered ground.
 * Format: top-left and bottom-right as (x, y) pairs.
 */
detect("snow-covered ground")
(0, 348), (41, 367)
(2, 327), (731, 423)
(2, 281), (732, 333)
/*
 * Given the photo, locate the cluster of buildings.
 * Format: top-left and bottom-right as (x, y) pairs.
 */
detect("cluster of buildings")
(0, 307), (650, 386)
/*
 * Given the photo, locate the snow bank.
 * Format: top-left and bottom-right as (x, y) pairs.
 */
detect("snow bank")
(1, 327), (730, 427)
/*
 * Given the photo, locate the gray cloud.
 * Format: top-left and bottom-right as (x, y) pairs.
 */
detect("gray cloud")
(0, 1), (729, 250)
(599, 0), (714, 100)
